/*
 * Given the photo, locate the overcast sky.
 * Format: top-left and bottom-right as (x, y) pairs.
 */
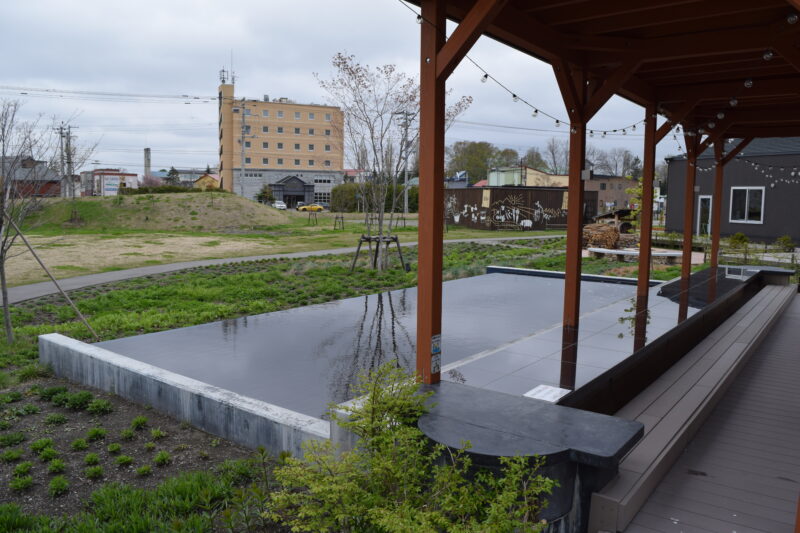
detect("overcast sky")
(1, 0), (683, 175)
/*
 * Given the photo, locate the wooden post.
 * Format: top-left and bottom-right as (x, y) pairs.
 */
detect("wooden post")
(560, 119), (586, 390)
(634, 103), (657, 351)
(416, 0), (446, 384)
(679, 134), (699, 323)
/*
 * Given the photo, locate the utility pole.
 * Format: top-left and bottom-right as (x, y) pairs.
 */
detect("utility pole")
(56, 123), (66, 197)
(65, 126), (74, 199)
(393, 110), (412, 214)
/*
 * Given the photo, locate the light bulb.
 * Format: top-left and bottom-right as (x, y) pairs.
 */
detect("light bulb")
(589, 130), (594, 137)
(602, 131), (606, 138)
(708, 122), (716, 129)
(744, 78), (753, 89)
(512, 94), (519, 102)
(416, 14), (422, 24)
(531, 109), (538, 117)
(698, 128), (706, 134)
(763, 50), (774, 61)
(631, 124), (636, 131)
(622, 129), (627, 135)
(676, 126), (682, 133)
(788, 13), (798, 24)
(555, 120), (561, 127)
(570, 127), (577, 134)
(717, 112), (725, 120)
(729, 97), (738, 107)
(481, 74), (488, 83)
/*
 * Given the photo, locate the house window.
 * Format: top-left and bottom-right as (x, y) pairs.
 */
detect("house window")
(308, 160), (315, 166)
(295, 111), (301, 120)
(324, 160), (331, 167)
(730, 187), (764, 224)
(244, 108), (252, 115)
(262, 142), (269, 149)
(233, 108), (240, 113)
(618, 183), (623, 190)
(308, 128), (314, 135)
(244, 141), (251, 148)
(262, 157), (269, 165)
(308, 144), (314, 151)
(277, 110), (284, 118)
(325, 113), (332, 121)
(277, 143), (284, 149)
(294, 127), (301, 135)
(245, 157), (251, 164)
(324, 144), (331, 152)
(262, 126), (269, 133)
(600, 183), (606, 190)
(294, 143), (300, 150)
(325, 129), (331, 136)
(244, 125), (251, 134)
(262, 110), (269, 117)
(277, 126), (284, 134)
(294, 159), (301, 166)
(309, 112), (315, 120)
(277, 158), (283, 165)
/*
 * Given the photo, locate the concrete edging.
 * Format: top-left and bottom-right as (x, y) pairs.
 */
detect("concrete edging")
(39, 333), (329, 455)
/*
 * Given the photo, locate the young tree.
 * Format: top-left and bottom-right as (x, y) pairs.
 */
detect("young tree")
(521, 147), (548, 171)
(164, 166), (180, 186)
(446, 141), (497, 181)
(491, 147), (520, 168)
(544, 137), (569, 174)
(317, 53), (470, 270)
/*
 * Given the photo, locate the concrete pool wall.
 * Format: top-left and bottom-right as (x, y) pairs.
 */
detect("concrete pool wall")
(39, 333), (329, 455)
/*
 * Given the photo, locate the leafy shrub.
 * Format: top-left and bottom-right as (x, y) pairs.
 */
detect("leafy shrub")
(39, 386), (68, 401)
(9, 475), (33, 492)
(86, 399), (113, 415)
(270, 363), (555, 533)
(120, 429), (135, 441)
(775, 234), (795, 252)
(13, 461), (33, 477)
(85, 465), (103, 480)
(150, 428), (166, 440)
(30, 438), (54, 453)
(15, 364), (50, 382)
(71, 439), (88, 451)
(153, 451), (171, 466)
(136, 465), (152, 477)
(144, 442), (155, 452)
(66, 391), (94, 410)
(729, 232), (750, 248)
(84, 453), (100, 466)
(38, 448), (58, 462)
(44, 413), (68, 425)
(130, 416), (148, 430)
(107, 443), (122, 455)
(50, 392), (71, 407)
(21, 404), (40, 415)
(115, 455), (134, 467)
(87, 427), (107, 441)
(48, 475), (69, 497)
(0, 449), (23, 463)
(0, 420), (11, 431)
(0, 432), (26, 448)
(47, 458), (66, 474)
(3, 391), (22, 403)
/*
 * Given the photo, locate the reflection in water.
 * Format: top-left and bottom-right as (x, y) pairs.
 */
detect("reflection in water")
(326, 290), (414, 406)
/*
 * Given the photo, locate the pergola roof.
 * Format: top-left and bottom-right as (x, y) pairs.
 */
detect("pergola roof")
(408, 0), (800, 139)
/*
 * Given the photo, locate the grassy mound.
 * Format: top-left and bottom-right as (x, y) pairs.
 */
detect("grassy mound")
(27, 193), (290, 233)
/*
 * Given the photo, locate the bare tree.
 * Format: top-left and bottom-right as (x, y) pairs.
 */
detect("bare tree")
(544, 137), (569, 174)
(317, 53), (470, 270)
(0, 100), (93, 343)
(594, 147), (642, 178)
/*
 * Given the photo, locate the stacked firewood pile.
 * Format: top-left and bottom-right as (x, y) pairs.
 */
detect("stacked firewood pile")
(582, 223), (619, 248)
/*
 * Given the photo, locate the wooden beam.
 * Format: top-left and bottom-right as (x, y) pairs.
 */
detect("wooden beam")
(697, 119), (733, 155)
(584, 55), (643, 119)
(721, 137), (753, 166)
(657, 76), (800, 102)
(634, 103), (657, 352)
(773, 36), (800, 74)
(436, 0), (508, 81)
(553, 59), (584, 122)
(416, 0), (446, 385)
(678, 133), (699, 323)
(656, 99), (697, 143)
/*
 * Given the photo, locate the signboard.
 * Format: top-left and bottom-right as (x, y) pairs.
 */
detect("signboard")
(431, 334), (441, 374)
(523, 384), (571, 403)
(103, 176), (120, 196)
(481, 190), (490, 208)
(561, 191), (569, 210)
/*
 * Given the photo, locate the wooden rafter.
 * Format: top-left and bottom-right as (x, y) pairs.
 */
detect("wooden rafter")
(584, 55), (643, 119)
(721, 137), (754, 166)
(436, 0), (508, 81)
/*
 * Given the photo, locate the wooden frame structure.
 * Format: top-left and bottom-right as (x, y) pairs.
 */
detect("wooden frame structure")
(411, 0), (800, 386)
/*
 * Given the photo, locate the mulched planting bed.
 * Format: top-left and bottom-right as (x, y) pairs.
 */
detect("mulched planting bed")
(0, 377), (250, 518)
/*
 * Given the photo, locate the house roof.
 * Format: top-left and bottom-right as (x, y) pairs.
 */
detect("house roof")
(473, 179), (488, 187)
(667, 137), (800, 161)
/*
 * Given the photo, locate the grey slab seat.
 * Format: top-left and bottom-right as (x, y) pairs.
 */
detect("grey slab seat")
(587, 283), (796, 532)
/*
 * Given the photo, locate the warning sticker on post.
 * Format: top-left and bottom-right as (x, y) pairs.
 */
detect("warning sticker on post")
(431, 334), (441, 374)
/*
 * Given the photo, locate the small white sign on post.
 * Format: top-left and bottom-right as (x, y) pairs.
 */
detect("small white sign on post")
(523, 384), (571, 403)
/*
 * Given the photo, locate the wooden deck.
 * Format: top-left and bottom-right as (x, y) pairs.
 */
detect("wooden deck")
(626, 294), (800, 533)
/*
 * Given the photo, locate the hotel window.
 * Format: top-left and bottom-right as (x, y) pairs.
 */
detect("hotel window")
(262, 142), (269, 149)
(294, 143), (300, 150)
(294, 159), (300, 166)
(325, 129), (331, 136)
(730, 187), (764, 224)
(244, 125), (251, 134)
(262, 126), (269, 133)
(277, 143), (284, 149)
(308, 128), (314, 135)
(295, 111), (301, 120)
(277, 110), (284, 118)
(324, 160), (331, 167)
(244, 108), (252, 115)
(324, 144), (331, 152)
(308, 144), (314, 151)
(277, 126), (284, 134)
(233, 108), (240, 113)
(245, 157), (251, 164)
(277, 158), (283, 165)
(262, 157), (269, 165)
(262, 110), (269, 117)
(325, 113), (332, 121)
(308, 160), (315, 166)
(294, 127), (301, 135)
(309, 112), (315, 120)
(244, 141), (251, 148)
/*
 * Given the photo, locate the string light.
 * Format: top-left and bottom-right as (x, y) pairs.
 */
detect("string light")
(763, 50), (774, 61)
(481, 74), (488, 83)
(555, 120), (561, 127)
(729, 97), (738, 107)
(512, 94), (519, 102)
(744, 78), (753, 89)
(789, 13), (798, 24)
(531, 108), (538, 117)
(717, 112), (725, 120)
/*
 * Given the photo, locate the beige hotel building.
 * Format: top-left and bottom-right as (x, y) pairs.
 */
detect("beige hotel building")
(218, 82), (344, 206)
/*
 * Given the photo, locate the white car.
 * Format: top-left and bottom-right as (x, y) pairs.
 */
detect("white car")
(272, 201), (287, 210)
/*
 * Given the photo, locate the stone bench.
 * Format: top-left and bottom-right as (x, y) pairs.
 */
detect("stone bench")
(588, 283), (796, 532)
(587, 247), (682, 264)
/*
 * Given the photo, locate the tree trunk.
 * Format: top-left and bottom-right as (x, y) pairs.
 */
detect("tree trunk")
(0, 258), (14, 344)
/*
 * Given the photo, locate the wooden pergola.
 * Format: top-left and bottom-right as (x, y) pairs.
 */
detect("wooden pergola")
(410, 0), (800, 387)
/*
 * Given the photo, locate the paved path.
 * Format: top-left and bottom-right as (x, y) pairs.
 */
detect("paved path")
(8, 235), (561, 304)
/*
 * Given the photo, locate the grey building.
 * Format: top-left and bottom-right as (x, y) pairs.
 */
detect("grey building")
(235, 168), (343, 207)
(665, 137), (800, 243)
